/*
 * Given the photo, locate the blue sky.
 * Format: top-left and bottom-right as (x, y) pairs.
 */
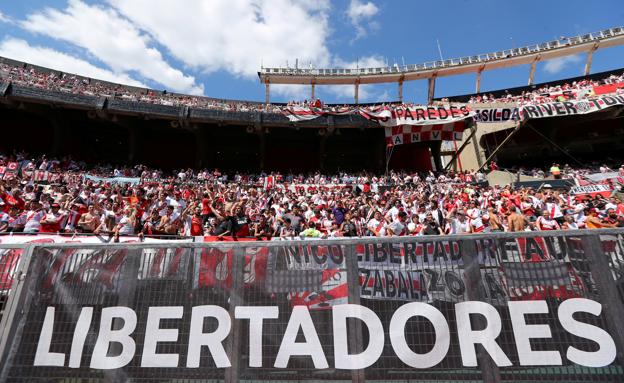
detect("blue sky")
(0, 0), (623, 104)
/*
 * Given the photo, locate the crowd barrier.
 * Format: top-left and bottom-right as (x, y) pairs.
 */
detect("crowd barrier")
(1, 230), (624, 382)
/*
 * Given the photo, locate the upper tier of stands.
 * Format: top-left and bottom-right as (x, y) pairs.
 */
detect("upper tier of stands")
(1, 56), (623, 117)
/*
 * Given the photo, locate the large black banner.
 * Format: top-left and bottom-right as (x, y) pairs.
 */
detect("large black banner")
(1, 233), (624, 382)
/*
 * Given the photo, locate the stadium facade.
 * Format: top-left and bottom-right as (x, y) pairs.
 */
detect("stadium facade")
(0, 27), (623, 174)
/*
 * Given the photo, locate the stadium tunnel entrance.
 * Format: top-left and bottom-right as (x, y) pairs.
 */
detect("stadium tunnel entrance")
(0, 105), (439, 173)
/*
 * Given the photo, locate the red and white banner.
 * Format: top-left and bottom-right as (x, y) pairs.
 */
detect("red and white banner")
(360, 105), (473, 127)
(570, 184), (613, 199)
(195, 236), (269, 289)
(18, 170), (82, 184)
(2, 162), (18, 180)
(282, 105), (352, 122)
(0, 235), (191, 292)
(282, 106), (320, 121)
(385, 120), (467, 145)
(593, 82), (624, 96)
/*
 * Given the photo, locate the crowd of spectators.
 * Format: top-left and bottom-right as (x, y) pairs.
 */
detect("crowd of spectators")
(467, 72), (624, 105)
(3, 60), (624, 117)
(0, 62), (282, 113)
(2, 152), (624, 241)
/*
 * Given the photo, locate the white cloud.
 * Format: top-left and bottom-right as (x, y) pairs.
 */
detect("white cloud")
(347, 0), (379, 41)
(333, 55), (385, 69)
(272, 84), (312, 101)
(543, 55), (582, 74)
(107, 0), (332, 78)
(0, 37), (145, 87)
(0, 11), (10, 24)
(20, 0), (203, 94)
(12, 0), (388, 101)
(323, 84), (369, 102)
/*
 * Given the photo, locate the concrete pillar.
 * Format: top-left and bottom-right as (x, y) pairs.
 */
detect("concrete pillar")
(584, 49), (595, 76)
(398, 80), (403, 103)
(470, 122), (483, 169)
(311, 82), (316, 100)
(354, 81), (360, 104)
(427, 77), (436, 104)
(265, 81), (270, 104)
(475, 70), (482, 94)
(528, 60), (537, 85)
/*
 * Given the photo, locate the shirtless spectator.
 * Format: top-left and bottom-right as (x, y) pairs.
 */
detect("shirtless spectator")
(507, 209), (528, 232)
(77, 205), (100, 233)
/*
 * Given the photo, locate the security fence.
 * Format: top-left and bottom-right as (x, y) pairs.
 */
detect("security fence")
(1, 230), (624, 382)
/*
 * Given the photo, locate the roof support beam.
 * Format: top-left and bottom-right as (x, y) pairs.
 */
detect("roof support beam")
(427, 75), (436, 104)
(528, 55), (540, 85)
(475, 65), (485, 93)
(584, 42), (600, 76)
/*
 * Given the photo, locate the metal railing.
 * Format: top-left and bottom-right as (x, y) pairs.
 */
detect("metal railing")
(261, 26), (624, 77)
(1, 229), (624, 382)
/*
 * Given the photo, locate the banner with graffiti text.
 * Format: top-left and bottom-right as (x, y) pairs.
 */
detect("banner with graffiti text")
(1, 233), (623, 381)
(520, 94), (624, 120)
(0, 234), (192, 293)
(360, 104), (473, 127)
(264, 235), (616, 310)
(471, 95), (624, 124)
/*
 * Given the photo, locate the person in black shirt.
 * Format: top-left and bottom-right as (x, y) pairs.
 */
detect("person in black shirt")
(340, 211), (358, 237)
(422, 212), (443, 235)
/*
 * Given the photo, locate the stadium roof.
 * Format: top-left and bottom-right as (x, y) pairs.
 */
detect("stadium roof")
(259, 26), (624, 104)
